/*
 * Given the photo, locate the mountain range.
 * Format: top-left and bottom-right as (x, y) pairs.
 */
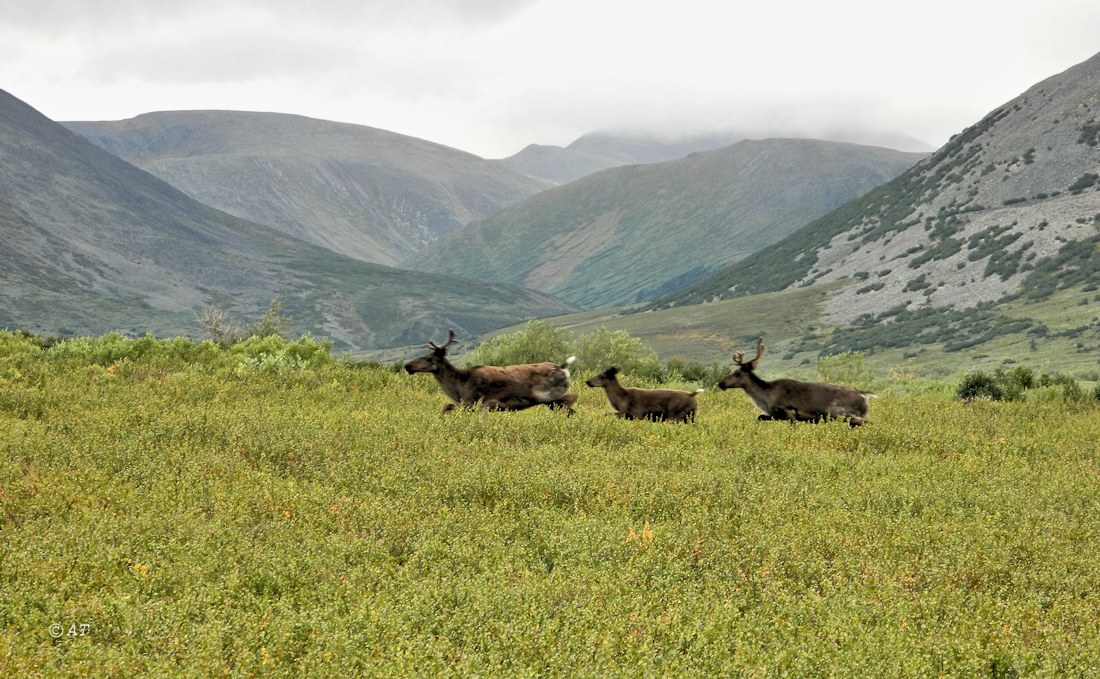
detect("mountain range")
(0, 91), (577, 349)
(4, 49), (1098, 366)
(415, 139), (925, 307)
(64, 111), (550, 267)
(496, 128), (934, 185)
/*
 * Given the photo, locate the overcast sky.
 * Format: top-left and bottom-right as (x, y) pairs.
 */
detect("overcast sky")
(3, 0), (1098, 158)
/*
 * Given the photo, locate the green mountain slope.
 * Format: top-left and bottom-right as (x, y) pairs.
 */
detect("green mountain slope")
(415, 139), (924, 308)
(64, 111), (549, 267)
(0, 91), (578, 349)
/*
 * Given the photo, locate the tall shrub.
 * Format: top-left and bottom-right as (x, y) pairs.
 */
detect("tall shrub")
(463, 319), (574, 367)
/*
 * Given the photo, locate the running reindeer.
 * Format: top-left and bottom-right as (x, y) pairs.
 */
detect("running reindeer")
(586, 366), (704, 423)
(404, 330), (578, 414)
(718, 338), (875, 427)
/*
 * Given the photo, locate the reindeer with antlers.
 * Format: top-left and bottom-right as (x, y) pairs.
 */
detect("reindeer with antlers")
(718, 338), (875, 427)
(404, 330), (578, 414)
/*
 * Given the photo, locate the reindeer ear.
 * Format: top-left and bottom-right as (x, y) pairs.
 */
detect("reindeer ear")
(608, 366), (620, 376)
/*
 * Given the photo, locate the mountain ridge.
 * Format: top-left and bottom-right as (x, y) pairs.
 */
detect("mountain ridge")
(417, 138), (925, 308)
(0, 90), (578, 349)
(495, 128), (933, 185)
(64, 111), (550, 267)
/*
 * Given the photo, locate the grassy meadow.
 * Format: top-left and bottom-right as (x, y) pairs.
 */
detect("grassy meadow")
(2, 332), (1100, 676)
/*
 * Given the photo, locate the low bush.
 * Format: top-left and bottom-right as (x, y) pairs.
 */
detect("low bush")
(956, 366), (1091, 402)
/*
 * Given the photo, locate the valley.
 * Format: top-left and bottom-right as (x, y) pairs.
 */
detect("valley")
(2, 51), (1099, 376)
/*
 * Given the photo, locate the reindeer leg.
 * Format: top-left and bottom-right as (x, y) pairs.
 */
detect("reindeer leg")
(543, 393), (578, 415)
(480, 399), (505, 412)
(559, 393), (578, 416)
(780, 407), (800, 425)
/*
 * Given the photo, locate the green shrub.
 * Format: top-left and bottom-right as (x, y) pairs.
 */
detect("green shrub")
(1069, 172), (1099, 194)
(463, 319), (574, 367)
(229, 334), (334, 370)
(574, 327), (660, 379)
(465, 322), (664, 381)
(956, 367), (1086, 402)
(245, 298), (295, 340)
(663, 359), (728, 386)
(903, 274), (930, 292)
(817, 351), (873, 388)
(957, 371), (1006, 401)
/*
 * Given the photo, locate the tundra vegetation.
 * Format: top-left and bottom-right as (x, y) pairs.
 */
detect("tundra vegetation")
(2, 328), (1100, 676)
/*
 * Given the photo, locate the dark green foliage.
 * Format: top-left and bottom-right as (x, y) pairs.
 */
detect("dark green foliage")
(662, 358), (729, 385)
(1023, 235), (1100, 300)
(857, 282), (886, 294)
(956, 366), (1085, 402)
(903, 275), (930, 292)
(966, 225), (1019, 262)
(1068, 172), (1099, 194)
(984, 240), (1033, 281)
(957, 371), (1007, 401)
(806, 306), (1036, 356)
(909, 237), (963, 268)
(1078, 119), (1100, 147)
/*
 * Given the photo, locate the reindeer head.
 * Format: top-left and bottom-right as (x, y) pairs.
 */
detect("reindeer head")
(404, 330), (457, 374)
(585, 366), (620, 388)
(718, 339), (764, 390)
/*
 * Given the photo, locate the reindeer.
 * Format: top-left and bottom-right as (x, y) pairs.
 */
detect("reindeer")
(718, 339), (875, 427)
(404, 330), (578, 414)
(585, 366), (704, 423)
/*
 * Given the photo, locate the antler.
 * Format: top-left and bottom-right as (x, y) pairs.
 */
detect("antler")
(732, 338), (764, 367)
(428, 330), (457, 351)
(750, 338), (764, 364)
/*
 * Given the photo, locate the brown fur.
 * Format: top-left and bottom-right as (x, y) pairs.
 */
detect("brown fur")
(585, 366), (703, 423)
(404, 330), (577, 414)
(718, 339), (875, 427)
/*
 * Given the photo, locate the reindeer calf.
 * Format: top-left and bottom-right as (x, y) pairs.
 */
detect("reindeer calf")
(718, 338), (875, 427)
(404, 330), (578, 414)
(586, 366), (703, 423)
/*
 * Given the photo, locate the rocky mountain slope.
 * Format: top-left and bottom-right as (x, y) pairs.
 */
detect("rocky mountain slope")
(417, 139), (925, 308)
(660, 50), (1100, 329)
(64, 111), (549, 267)
(0, 91), (577, 348)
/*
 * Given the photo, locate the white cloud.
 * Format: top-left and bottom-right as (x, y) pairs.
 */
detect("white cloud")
(3, 0), (1099, 157)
